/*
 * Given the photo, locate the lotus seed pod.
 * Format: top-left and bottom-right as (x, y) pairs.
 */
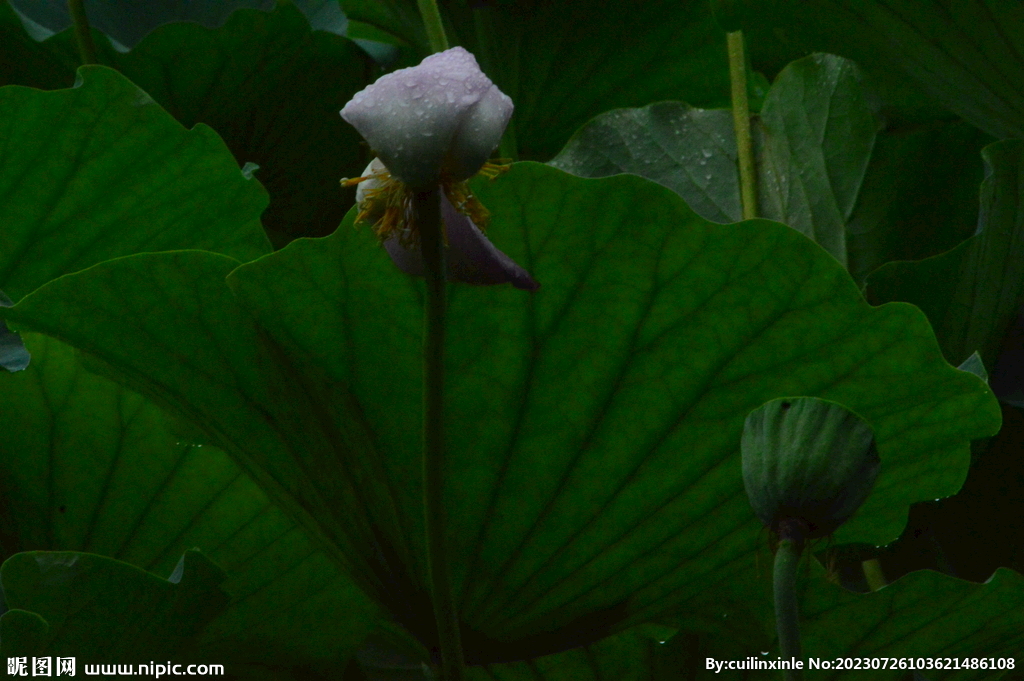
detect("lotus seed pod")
(741, 397), (881, 539)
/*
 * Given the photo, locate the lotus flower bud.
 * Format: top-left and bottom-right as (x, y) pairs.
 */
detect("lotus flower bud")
(741, 397), (881, 539)
(339, 48), (536, 290)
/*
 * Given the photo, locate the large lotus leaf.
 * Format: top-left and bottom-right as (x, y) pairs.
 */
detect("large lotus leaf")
(726, 0), (1024, 141)
(0, 550), (228, 662)
(0, 163), (999, 662)
(550, 53), (875, 270)
(1, 4), (366, 245)
(0, 64), (270, 304)
(799, 561), (1024, 680)
(343, 0), (733, 161)
(868, 140), (1024, 370)
(0, 332), (376, 668)
(229, 161), (995, 648)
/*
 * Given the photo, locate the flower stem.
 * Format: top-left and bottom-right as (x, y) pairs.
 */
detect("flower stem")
(774, 520), (804, 681)
(727, 30), (756, 220)
(417, 0), (450, 53)
(414, 189), (465, 681)
(68, 0), (98, 66)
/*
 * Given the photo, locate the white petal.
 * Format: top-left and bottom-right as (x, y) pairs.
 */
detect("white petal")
(341, 47), (512, 188)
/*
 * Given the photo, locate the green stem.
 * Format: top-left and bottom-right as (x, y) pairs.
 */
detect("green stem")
(727, 30), (756, 220)
(774, 521), (804, 681)
(68, 0), (98, 66)
(417, 0), (450, 53)
(414, 189), (464, 681)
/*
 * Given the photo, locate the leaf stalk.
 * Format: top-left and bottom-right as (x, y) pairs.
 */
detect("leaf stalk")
(727, 30), (757, 219)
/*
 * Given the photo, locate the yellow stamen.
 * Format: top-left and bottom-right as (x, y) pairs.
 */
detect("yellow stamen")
(343, 159), (513, 248)
(340, 175), (371, 187)
(343, 166), (417, 245)
(441, 181), (491, 232)
(476, 158), (512, 180)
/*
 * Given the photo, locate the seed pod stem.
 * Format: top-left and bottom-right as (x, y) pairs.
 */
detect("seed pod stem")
(774, 518), (805, 681)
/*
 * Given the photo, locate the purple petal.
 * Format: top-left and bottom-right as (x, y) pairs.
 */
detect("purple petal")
(383, 193), (539, 291)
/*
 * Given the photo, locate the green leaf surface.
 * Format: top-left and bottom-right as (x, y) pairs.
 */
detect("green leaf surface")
(466, 624), (676, 681)
(0, 332), (377, 668)
(728, 0), (1024, 140)
(469, 558), (1024, 681)
(2, 4), (367, 245)
(549, 55), (991, 288)
(755, 53), (876, 268)
(0, 550), (229, 661)
(549, 54), (876, 267)
(232, 161), (994, 645)
(93, 4), (368, 243)
(548, 103), (740, 224)
(800, 561), (1024, 680)
(0, 249), (397, 649)
(1, 164), (999, 662)
(867, 140), (1024, 369)
(0, 64), (270, 303)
